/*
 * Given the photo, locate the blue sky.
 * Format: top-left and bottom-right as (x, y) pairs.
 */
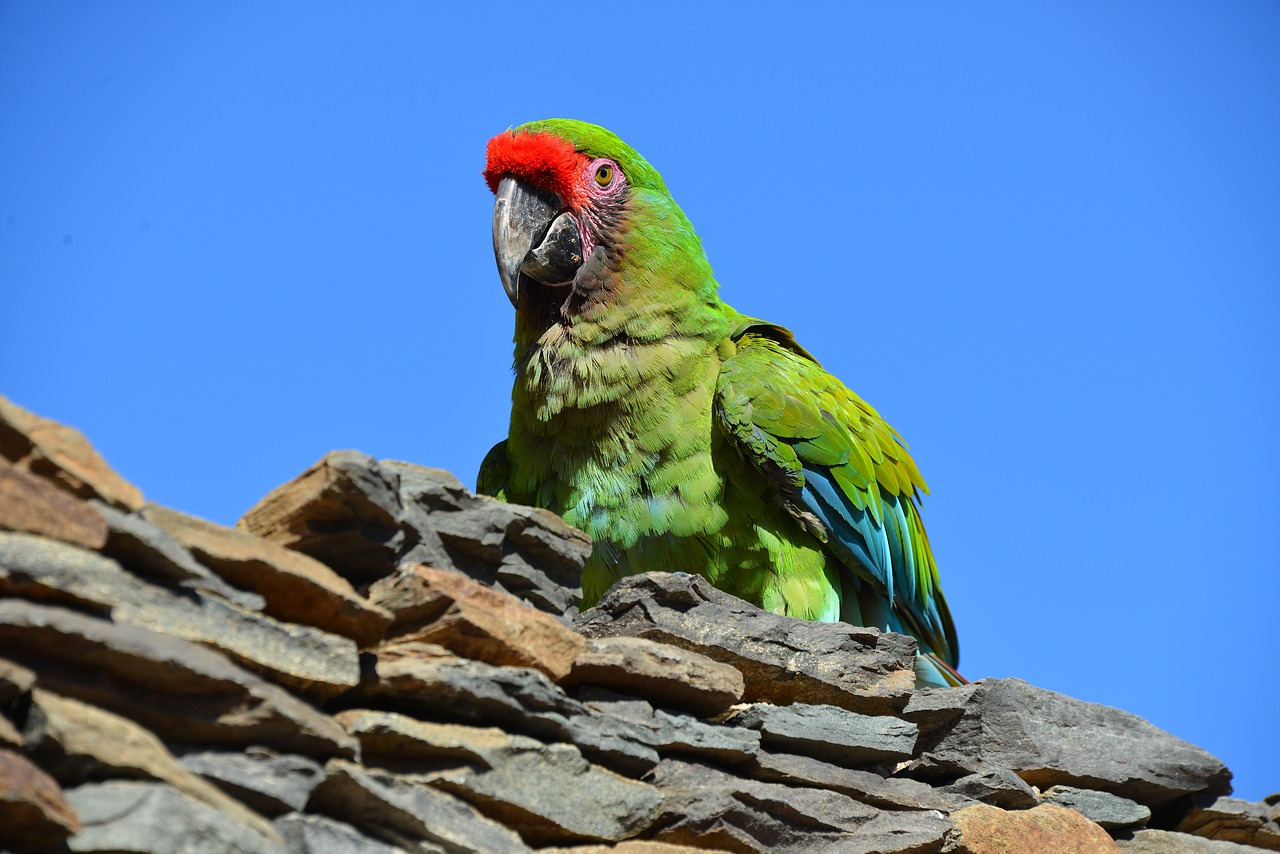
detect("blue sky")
(3, 3), (1277, 800)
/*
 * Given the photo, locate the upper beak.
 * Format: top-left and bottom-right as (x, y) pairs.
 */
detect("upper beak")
(491, 176), (583, 307)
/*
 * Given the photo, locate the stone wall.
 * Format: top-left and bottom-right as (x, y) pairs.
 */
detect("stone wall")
(1, 393), (1277, 854)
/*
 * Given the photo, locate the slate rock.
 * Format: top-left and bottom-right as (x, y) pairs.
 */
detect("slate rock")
(180, 747), (325, 816)
(274, 811), (411, 854)
(1176, 794), (1280, 850)
(63, 779), (283, 853)
(731, 702), (918, 767)
(0, 461), (107, 549)
(0, 747), (81, 852)
(576, 572), (916, 716)
(744, 749), (965, 812)
(564, 635), (745, 717)
(308, 758), (531, 854)
(0, 530), (359, 700)
(370, 563), (584, 681)
(0, 599), (356, 759)
(580, 691), (761, 765)
(901, 683), (979, 744)
(904, 677), (1231, 808)
(144, 502), (393, 647)
(0, 394), (144, 511)
(942, 768), (1039, 810)
(1115, 828), (1269, 853)
(945, 802), (1119, 853)
(1041, 784), (1151, 830)
(647, 758), (952, 854)
(0, 655), (35, 708)
(543, 844), (734, 854)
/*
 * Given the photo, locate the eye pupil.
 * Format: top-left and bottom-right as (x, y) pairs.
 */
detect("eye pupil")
(595, 164), (613, 186)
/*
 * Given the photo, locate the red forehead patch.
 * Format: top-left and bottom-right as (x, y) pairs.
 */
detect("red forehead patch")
(484, 129), (590, 208)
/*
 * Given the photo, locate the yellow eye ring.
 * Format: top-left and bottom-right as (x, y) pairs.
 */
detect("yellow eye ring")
(594, 164), (614, 187)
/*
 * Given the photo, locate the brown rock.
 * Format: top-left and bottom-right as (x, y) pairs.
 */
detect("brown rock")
(0, 747), (81, 852)
(0, 395), (143, 511)
(0, 655), (36, 706)
(945, 803), (1119, 854)
(577, 572), (916, 716)
(0, 462), (107, 549)
(1116, 828), (1269, 853)
(142, 502), (392, 646)
(543, 844), (734, 854)
(1176, 795), (1280, 851)
(563, 636), (745, 717)
(370, 563), (584, 681)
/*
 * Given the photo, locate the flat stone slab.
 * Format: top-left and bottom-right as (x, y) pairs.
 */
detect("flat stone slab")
(948, 802), (1119, 854)
(0, 746), (81, 851)
(1175, 794), (1280, 850)
(743, 750), (963, 812)
(563, 635), (745, 717)
(730, 702), (917, 767)
(1042, 784), (1151, 830)
(0, 462), (107, 549)
(180, 747), (325, 817)
(274, 811), (410, 853)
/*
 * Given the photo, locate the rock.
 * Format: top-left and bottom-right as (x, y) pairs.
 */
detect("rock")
(1115, 828), (1269, 853)
(143, 502), (393, 647)
(0, 747), (80, 852)
(340, 709), (664, 845)
(647, 758), (952, 854)
(904, 678), (1231, 809)
(744, 749), (964, 812)
(901, 683), (979, 743)
(180, 747), (325, 817)
(580, 691), (761, 765)
(23, 689), (279, 840)
(0, 599), (357, 759)
(308, 758), (531, 854)
(274, 811), (411, 853)
(0, 462), (107, 549)
(944, 802), (1119, 853)
(0, 530), (360, 700)
(63, 779), (282, 852)
(0, 711), (22, 748)
(369, 563), (584, 681)
(542, 844), (734, 854)
(576, 572), (916, 716)
(1041, 784), (1151, 830)
(0, 655), (36, 707)
(237, 452), (590, 617)
(1176, 794), (1280, 850)
(563, 636), (745, 717)
(0, 395), (144, 511)
(942, 768), (1039, 810)
(731, 702), (918, 767)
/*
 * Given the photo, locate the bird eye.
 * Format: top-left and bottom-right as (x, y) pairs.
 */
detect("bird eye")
(594, 163), (614, 187)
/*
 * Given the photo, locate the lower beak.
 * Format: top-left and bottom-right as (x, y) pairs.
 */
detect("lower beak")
(491, 176), (583, 307)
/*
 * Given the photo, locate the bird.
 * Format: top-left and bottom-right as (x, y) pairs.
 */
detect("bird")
(477, 119), (962, 687)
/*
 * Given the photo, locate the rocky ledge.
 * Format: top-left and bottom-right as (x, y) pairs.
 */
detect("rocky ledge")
(1, 393), (1277, 854)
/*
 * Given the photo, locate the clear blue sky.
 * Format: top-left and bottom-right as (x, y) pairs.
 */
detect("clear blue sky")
(3, 3), (1277, 800)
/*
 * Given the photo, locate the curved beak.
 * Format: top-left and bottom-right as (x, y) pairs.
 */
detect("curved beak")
(491, 176), (583, 307)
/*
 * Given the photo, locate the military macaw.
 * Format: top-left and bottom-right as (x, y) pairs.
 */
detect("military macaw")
(478, 119), (962, 687)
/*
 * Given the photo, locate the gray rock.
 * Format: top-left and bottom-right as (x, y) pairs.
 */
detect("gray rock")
(943, 768), (1039, 810)
(580, 690), (761, 765)
(180, 747), (325, 816)
(1175, 794), (1280, 850)
(901, 683), (978, 743)
(902, 677), (1231, 809)
(731, 702), (918, 767)
(745, 749), (965, 812)
(63, 780), (283, 853)
(648, 758), (952, 854)
(576, 572), (917, 716)
(274, 812), (410, 854)
(308, 758), (531, 854)
(0, 531), (359, 700)
(1041, 784), (1151, 830)
(0, 599), (356, 760)
(562, 635), (746, 717)
(1116, 828), (1268, 853)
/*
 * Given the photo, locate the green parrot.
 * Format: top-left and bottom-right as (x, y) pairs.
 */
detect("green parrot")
(478, 119), (962, 687)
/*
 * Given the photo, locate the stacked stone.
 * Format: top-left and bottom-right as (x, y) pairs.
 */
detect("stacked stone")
(1, 394), (1277, 854)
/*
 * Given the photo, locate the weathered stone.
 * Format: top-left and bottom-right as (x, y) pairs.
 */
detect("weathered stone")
(904, 678), (1231, 808)
(0, 599), (356, 759)
(23, 689), (280, 840)
(274, 811), (410, 853)
(1176, 794), (1280, 850)
(0, 461), (107, 548)
(901, 683), (979, 743)
(1115, 828), (1268, 853)
(648, 758), (951, 854)
(0, 530), (359, 699)
(580, 691), (761, 765)
(0, 711), (22, 748)
(0, 747), (80, 852)
(945, 802), (1119, 853)
(745, 749), (965, 812)
(1041, 784), (1152, 830)
(308, 758), (531, 854)
(63, 779), (282, 853)
(576, 572), (916, 716)
(542, 843), (732, 854)
(731, 702), (917, 767)
(144, 502), (393, 647)
(564, 636), (745, 717)
(942, 768), (1039, 810)
(370, 563), (584, 681)
(180, 747), (325, 817)
(340, 709), (664, 845)
(350, 641), (659, 775)
(237, 452), (590, 617)
(0, 655), (35, 707)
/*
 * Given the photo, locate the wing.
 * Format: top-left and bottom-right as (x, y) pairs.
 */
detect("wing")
(476, 440), (510, 500)
(714, 319), (959, 673)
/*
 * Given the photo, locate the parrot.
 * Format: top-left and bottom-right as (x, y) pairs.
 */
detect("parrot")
(477, 119), (962, 687)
